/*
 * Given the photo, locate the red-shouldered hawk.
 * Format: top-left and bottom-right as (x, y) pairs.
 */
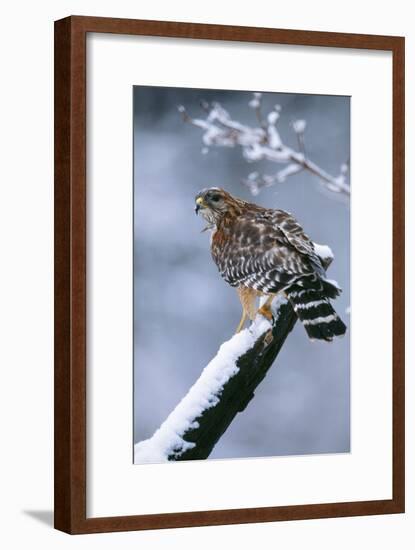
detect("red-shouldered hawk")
(195, 187), (346, 341)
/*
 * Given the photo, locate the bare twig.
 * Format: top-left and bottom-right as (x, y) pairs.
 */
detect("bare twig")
(292, 118), (306, 157)
(249, 92), (266, 130)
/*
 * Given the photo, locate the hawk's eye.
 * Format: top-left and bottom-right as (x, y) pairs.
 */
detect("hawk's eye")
(210, 194), (221, 202)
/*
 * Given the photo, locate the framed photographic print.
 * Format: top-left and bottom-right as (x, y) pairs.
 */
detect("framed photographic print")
(54, 16), (405, 534)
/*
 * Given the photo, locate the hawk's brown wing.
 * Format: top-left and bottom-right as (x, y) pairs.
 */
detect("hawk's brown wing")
(211, 208), (324, 293)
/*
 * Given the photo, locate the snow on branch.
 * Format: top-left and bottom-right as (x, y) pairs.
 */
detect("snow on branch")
(178, 93), (350, 199)
(135, 296), (296, 463)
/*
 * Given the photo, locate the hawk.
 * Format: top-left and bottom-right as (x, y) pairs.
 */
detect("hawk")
(195, 187), (346, 341)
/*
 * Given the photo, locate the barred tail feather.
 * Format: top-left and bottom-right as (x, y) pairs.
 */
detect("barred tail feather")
(286, 283), (347, 342)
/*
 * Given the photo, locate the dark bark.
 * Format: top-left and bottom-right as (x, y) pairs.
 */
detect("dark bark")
(168, 300), (297, 461)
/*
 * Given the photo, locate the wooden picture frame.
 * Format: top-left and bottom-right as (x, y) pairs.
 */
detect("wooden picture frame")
(54, 15), (405, 534)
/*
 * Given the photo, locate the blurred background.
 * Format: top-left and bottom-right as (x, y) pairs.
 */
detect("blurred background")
(133, 86), (350, 460)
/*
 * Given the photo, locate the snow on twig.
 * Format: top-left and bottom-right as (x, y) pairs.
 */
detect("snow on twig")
(178, 93), (350, 199)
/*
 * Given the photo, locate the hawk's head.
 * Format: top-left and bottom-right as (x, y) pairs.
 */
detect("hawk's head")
(195, 187), (244, 227)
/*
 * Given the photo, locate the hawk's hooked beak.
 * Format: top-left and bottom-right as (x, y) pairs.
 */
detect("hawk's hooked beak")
(195, 196), (205, 215)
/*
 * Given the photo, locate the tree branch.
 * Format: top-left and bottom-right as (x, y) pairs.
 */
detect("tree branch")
(134, 296), (297, 463)
(169, 300), (297, 461)
(179, 95), (350, 199)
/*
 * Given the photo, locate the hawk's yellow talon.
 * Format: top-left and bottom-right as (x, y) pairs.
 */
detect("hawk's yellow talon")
(258, 304), (273, 321)
(257, 296), (274, 321)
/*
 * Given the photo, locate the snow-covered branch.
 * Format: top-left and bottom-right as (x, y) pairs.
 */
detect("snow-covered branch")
(178, 93), (350, 199)
(134, 296), (297, 463)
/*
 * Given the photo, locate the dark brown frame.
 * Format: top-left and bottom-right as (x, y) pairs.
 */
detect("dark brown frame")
(54, 15), (405, 534)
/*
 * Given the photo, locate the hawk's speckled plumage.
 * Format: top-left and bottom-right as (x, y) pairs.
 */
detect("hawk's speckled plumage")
(195, 187), (346, 341)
